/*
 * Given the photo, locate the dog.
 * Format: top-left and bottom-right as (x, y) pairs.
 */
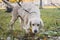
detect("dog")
(2, 0), (44, 34)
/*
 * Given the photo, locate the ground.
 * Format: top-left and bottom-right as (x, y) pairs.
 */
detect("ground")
(0, 9), (60, 39)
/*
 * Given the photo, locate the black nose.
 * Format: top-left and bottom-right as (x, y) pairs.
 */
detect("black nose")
(34, 30), (37, 33)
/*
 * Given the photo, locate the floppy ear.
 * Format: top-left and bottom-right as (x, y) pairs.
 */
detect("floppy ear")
(30, 21), (31, 27)
(27, 21), (31, 29)
(40, 19), (44, 32)
(40, 19), (44, 28)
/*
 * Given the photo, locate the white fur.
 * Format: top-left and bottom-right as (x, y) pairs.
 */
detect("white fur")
(7, 2), (44, 33)
(17, 2), (44, 33)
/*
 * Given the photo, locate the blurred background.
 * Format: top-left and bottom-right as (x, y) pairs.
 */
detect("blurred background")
(0, 0), (60, 9)
(0, 0), (60, 40)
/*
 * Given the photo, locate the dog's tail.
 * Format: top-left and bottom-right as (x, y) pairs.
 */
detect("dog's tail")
(2, 0), (13, 8)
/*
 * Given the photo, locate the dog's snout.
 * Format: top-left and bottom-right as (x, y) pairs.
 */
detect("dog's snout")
(34, 30), (37, 33)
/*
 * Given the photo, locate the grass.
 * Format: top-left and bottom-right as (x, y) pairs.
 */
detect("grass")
(0, 10), (20, 30)
(41, 8), (60, 31)
(0, 9), (60, 37)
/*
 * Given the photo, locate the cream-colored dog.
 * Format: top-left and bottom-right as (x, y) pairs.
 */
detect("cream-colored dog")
(3, 0), (44, 34)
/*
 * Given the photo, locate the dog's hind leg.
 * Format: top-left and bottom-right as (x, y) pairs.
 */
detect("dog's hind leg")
(8, 9), (18, 30)
(9, 16), (18, 30)
(9, 17), (17, 30)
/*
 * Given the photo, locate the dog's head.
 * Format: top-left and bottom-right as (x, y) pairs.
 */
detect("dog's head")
(27, 18), (44, 34)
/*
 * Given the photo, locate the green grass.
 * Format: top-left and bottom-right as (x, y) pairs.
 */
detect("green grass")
(0, 9), (60, 37)
(41, 9), (60, 31)
(0, 10), (20, 30)
(0, 9), (60, 30)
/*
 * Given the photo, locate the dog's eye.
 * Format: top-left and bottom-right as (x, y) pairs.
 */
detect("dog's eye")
(37, 24), (39, 26)
(32, 24), (35, 26)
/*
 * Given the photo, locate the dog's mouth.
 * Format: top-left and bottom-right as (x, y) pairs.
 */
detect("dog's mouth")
(24, 28), (40, 40)
(28, 27), (38, 34)
(28, 29), (38, 36)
